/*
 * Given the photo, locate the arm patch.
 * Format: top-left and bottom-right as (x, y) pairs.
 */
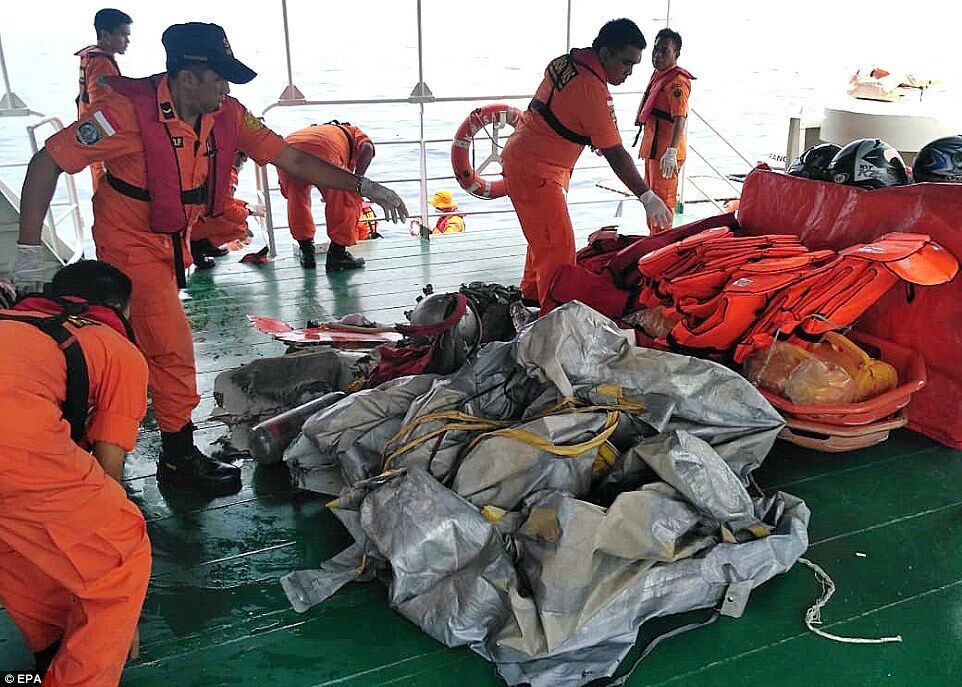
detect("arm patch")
(75, 110), (117, 146)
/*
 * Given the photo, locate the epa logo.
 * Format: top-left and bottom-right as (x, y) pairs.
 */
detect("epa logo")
(3, 674), (41, 684)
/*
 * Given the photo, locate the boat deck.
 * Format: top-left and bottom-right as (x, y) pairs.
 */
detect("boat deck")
(2, 221), (961, 686)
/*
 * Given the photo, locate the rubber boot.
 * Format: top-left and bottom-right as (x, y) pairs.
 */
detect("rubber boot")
(158, 422), (241, 495)
(297, 239), (317, 269)
(34, 638), (61, 676)
(325, 242), (365, 272)
(190, 239), (217, 269)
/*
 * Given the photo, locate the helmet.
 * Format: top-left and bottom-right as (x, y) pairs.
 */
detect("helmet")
(826, 139), (908, 189)
(408, 292), (481, 356)
(787, 143), (841, 180)
(913, 135), (962, 183)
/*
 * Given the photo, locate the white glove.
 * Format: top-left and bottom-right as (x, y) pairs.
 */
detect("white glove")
(9, 243), (46, 295)
(358, 178), (409, 223)
(639, 190), (672, 231)
(248, 203), (267, 218)
(659, 147), (679, 178)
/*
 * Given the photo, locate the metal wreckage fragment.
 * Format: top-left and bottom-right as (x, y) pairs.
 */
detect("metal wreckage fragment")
(270, 302), (807, 687)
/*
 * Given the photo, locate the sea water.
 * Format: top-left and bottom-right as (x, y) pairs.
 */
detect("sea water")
(0, 0), (956, 250)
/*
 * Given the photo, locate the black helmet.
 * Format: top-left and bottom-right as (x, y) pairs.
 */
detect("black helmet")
(826, 138), (909, 189)
(913, 135), (962, 183)
(407, 292), (482, 375)
(787, 143), (841, 180)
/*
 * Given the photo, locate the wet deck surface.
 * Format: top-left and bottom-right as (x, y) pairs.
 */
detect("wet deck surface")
(2, 223), (961, 686)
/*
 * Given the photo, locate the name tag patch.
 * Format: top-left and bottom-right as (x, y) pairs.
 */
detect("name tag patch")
(170, 136), (184, 148)
(75, 110), (116, 146)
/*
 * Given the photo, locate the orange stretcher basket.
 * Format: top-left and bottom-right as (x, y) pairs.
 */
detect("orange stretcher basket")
(758, 330), (926, 427)
(778, 409), (908, 452)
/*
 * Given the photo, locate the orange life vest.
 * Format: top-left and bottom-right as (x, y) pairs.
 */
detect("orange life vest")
(435, 213), (465, 233)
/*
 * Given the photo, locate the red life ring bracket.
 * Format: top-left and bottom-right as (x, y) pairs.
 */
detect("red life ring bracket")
(451, 103), (521, 199)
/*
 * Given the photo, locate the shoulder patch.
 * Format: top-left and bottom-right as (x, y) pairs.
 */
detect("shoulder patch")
(607, 99), (617, 123)
(546, 54), (578, 90)
(243, 110), (265, 131)
(75, 110), (116, 146)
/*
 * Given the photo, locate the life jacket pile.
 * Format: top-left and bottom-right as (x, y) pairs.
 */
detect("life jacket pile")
(548, 225), (957, 366)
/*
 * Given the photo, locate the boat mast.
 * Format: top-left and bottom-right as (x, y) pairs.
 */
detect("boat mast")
(0, 33), (36, 117)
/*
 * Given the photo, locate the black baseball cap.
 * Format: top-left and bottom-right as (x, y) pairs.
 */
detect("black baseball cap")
(162, 22), (256, 84)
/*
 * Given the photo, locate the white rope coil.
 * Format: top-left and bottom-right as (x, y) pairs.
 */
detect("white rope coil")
(799, 557), (903, 644)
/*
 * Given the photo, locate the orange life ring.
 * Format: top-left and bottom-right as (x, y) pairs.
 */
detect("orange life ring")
(451, 103), (522, 199)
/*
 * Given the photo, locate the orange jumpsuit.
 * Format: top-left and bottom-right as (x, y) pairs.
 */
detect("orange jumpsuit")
(277, 123), (373, 246)
(501, 50), (622, 303)
(637, 70), (691, 233)
(191, 168), (252, 248)
(0, 308), (150, 686)
(44, 77), (286, 433)
(75, 46), (120, 191)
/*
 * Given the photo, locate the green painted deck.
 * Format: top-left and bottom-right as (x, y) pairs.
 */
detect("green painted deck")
(2, 221), (961, 686)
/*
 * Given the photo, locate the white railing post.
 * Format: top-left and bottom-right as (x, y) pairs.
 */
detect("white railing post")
(255, 163), (277, 257)
(414, 0), (430, 238)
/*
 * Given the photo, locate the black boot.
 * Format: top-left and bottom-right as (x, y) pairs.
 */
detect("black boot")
(34, 638), (62, 675)
(297, 239), (317, 269)
(158, 422), (241, 495)
(325, 242), (365, 272)
(190, 240), (217, 269)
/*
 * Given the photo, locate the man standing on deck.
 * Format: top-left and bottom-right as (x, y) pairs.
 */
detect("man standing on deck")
(7, 22), (408, 496)
(501, 18), (671, 308)
(634, 28), (694, 233)
(277, 121), (376, 271)
(0, 260), (151, 685)
(75, 8), (133, 190)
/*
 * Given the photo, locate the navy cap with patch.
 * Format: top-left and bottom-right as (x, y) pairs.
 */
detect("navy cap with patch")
(162, 23), (257, 84)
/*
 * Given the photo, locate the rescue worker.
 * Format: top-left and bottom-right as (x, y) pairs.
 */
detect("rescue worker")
(501, 18), (671, 307)
(428, 189), (466, 234)
(75, 8), (132, 190)
(8, 23), (408, 495)
(0, 260), (151, 685)
(634, 28), (694, 233)
(190, 151), (261, 268)
(277, 121), (377, 270)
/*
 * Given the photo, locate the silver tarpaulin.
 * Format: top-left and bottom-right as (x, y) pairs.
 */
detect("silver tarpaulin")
(280, 302), (809, 686)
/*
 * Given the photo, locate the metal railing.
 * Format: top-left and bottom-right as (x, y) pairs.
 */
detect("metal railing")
(676, 107), (754, 212)
(253, 92), (754, 255)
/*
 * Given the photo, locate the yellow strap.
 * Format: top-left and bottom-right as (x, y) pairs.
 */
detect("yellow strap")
(382, 391), (645, 470)
(477, 411), (619, 457)
(592, 441), (620, 476)
(481, 505), (507, 523)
